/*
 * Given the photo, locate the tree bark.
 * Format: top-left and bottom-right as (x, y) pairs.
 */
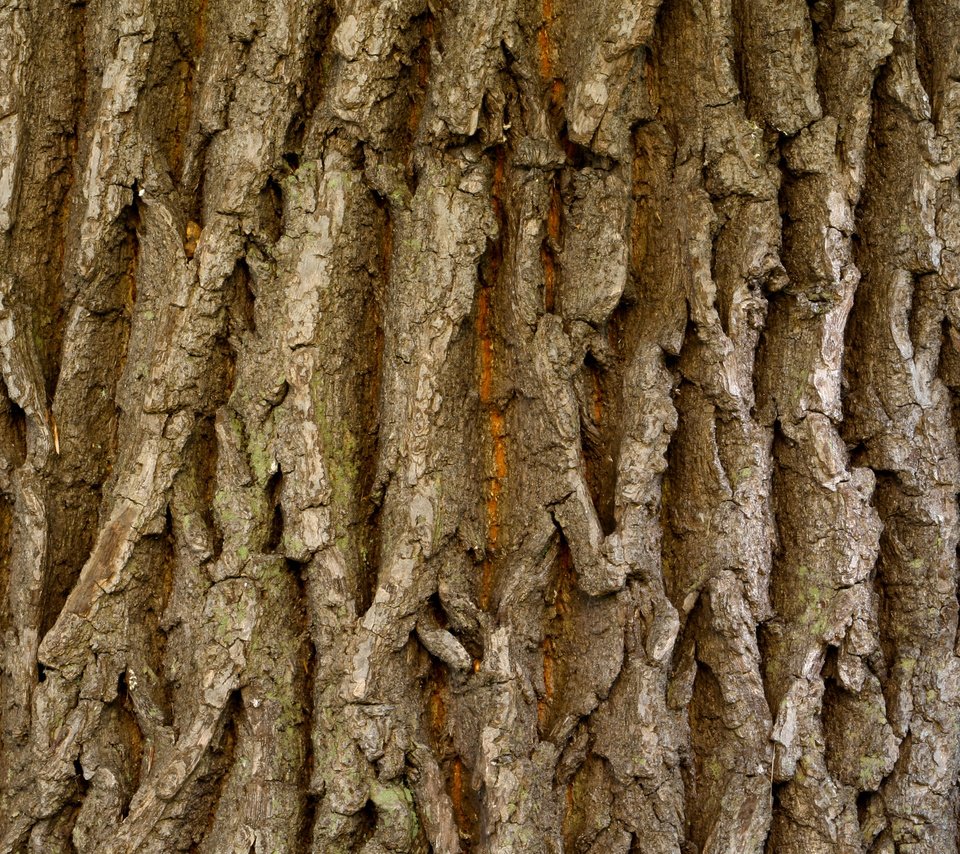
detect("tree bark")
(0, 0), (959, 850)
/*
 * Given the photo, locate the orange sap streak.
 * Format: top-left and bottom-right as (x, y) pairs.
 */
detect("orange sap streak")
(592, 370), (603, 424)
(478, 290), (493, 403)
(478, 285), (496, 609)
(538, 27), (552, 80)
(543, 182), (561, 312)
(547, 185), (561, 240)
(452, 757), (464, 822)
(478, 153), (508, 611)
(539, 0), (555, 80)
(542, 244), (556, 312)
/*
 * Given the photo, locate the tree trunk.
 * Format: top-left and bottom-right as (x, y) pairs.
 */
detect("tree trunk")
(1, 0), (958, 850)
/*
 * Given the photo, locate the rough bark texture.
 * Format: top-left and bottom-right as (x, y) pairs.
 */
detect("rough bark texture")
(0, 0), (959, 851)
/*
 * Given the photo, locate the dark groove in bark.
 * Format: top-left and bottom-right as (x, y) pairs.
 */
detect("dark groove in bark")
(476, 146), (507, 612)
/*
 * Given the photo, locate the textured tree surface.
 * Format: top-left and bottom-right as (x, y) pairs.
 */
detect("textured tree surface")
(1, 0), (959, 851)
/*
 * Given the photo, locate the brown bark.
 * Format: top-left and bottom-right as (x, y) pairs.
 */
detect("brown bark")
(0, 0), (958, 851)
